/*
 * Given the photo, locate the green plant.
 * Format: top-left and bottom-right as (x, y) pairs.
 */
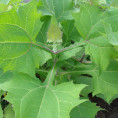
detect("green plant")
(0, 0), (118, 118)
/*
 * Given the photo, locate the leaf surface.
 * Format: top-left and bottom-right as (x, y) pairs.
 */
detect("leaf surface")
(0, 0), (41, 59)
(4, 104), (15, 118)
(37, 0), (74, 21)
(61, 20), (80, 46)
(104, 23), (118, 52)
(59, 47), (82, 61)
(0, 69), (13, 83)
(0, 66), (86, 118)
(47, 17), (62, 43)
(0, 0), (10, 4)
(0, 0), (52, 76)
(36, 16), (51, 43)
(93, 60), (118, 102)
(67, 61), (118, 102)
(70, 101), (100, 118)
(73, 4), (118, 71)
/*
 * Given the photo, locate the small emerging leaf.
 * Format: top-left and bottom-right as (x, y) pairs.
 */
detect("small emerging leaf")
(47, 17), (62, 43)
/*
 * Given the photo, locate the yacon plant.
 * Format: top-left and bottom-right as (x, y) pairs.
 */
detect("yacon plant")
(0, 0), (118, 118)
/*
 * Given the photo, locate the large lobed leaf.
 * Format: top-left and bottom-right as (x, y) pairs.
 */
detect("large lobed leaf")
(0, 0), (41, 59)
(0, 1), (118, 118)
(0, 0), (52, 76)
(0, 66), (86, 118)
(73, 4), (118, 71)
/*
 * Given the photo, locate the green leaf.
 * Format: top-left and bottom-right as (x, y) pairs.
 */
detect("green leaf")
(92, 0), (106, 4)
(36, 16), (51, 44)
(47, 17), (62, 43)
(59, 47), (82, 61)
(104, 23), (118, 52)
(77, 0), (106, 4)
(106, 0), (114, 5)
(72, 76), (93, 97)
(0, 0), (52, 76)
(0, 4), (12, 12)
(73, 4), (101, 40)
(0, 0), (42, 60)
(0, 0), (10, 4)
(62, 61), (118, 102)
(9, 0), (23, 3)
(0, 47), (52, 77)
(0, 67), (86, 118)
(0, 1), (118, 118)
(85, 37), (117, 71)
(61, 20), (80, 46)
(111, 0), (118, 8)
(0, 0), (26, 12)
(70, 101), (101, 118)
(93, 60), (118, 102)
(4, 104), (15, 118)
(0, 69), (13, 84)
(37, 0), (74, 21)
(73, 4), (118, 71)
(56, 63), (96, 96)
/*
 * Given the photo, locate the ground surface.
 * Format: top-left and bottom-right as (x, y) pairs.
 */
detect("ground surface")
(88, 93), (118, 118)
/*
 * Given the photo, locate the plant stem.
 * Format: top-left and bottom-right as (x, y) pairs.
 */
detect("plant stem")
(32, 43), (54, 54)
(55, 40), (88, 54)
(72, 57), (92, 64)
(33, 40), (88, 54)
(80, 53), (85, 63)
(43, 59), (57, 86)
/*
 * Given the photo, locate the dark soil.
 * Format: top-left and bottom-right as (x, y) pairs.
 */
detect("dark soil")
(88, 93), (118, 118)
(1, 94), (9, 110)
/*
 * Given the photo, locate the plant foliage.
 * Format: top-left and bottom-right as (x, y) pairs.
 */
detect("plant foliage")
(0, 0), (118, 118)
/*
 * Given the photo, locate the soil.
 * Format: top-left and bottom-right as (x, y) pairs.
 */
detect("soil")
(1, 94), (9, 110)
(88, 93), (118, 118)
